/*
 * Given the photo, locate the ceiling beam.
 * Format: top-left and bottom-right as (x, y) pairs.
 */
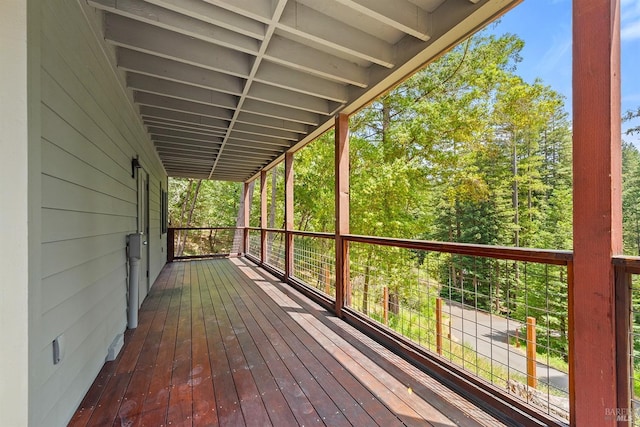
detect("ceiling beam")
(143, 119), (228, 135)
(278, 2), (394, 67)
(235, 111), (308, 133)
(139, 106), (231, 129)
(333, 0), (431, 41)
(152, 136), (222, 150)
(265, 35), (369, 87)
(148, 127), (227, 142)
(254, 62), (348, 103)
(141, 104), (308, 134)
(117, 47), (346, 104)
(201, 0), (272, 22)
(241, 99), (320, 125)
(89, 0), (259, 54)
(128, 73), (238, 110)
(231, 123), (299, 141)
(227, 132), (291, 147)
(104, 14), (251, 78)
(246, 82), (333, 114)
(146, 0), (265, 39)
(134, 92), (234, 121)
(147, 123), (226, 139)
(118, 49), (244, 96)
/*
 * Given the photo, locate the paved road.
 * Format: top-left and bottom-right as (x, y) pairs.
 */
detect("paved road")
(444, 301), (568, 392)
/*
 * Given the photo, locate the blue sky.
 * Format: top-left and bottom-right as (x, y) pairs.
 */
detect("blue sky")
(489, 0), (640, 144)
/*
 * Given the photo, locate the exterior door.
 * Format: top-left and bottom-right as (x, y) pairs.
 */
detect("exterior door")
(137, 169), (150, 306)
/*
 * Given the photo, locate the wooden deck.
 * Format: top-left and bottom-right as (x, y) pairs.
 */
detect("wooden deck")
(69, 258), (505, 427)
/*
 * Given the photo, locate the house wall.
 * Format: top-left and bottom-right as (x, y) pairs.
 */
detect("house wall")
(28, 0), (167, 425)
(0, 1), (34, 426)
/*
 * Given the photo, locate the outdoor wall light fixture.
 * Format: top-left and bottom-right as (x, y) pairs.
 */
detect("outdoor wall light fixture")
(131, 156), (141, 178)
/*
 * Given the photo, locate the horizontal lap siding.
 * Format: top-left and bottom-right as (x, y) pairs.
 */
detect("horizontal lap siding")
(36, 0), (167, 425)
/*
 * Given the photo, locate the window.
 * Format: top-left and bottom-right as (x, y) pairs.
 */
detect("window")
(160, 185), (168, 235)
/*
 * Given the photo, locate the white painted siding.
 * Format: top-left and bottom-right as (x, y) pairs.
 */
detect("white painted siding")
(34, 0), (168, 425)
(0, 2), (32, 426)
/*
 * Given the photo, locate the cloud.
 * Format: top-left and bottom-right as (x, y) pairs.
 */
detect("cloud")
(621, 0), (640, 41)
(537, 37), (571, 74)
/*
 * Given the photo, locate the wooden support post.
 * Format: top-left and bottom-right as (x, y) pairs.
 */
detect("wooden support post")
(284, 152), (294, 281)
(260, 170), (267, 265)
(335, 114), (350, 317)
(436, 297), (443, 355)
(242, 182), (250, 255)
(526, 316), (537, 389)
(572, 1), (621, 425)
(324, 265), (331, 295)
(615, 266), (632, 419)
(383, 286), (389, 326)
(167, 227), (175, 263)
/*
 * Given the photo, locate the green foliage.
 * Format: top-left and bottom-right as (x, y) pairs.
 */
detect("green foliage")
(623, 142), (640, 255)
(624, 107), (640, 136)
(168, 178), (241, 227)
(167, 31), (591, 387)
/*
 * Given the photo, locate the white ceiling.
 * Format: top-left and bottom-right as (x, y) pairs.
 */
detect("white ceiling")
(88, 0), (520, 181)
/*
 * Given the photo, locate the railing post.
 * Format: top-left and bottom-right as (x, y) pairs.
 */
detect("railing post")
(572, 0), (621, 424)
(335, 113), (350, 317)
(260, 170), (267, 265)
(436, 297), (443, 355)
(615, 265), (632, 420)
(526, 316), (537, 389)
(324, 265), (331, 295)
(284, 152), (294, 281)
(242, 182), (250, 256)
(383, 286), (389, 326)
(167, 227), (174, 263)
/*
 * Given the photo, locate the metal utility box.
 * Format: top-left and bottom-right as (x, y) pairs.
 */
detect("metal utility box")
(127, 233), (142, 260)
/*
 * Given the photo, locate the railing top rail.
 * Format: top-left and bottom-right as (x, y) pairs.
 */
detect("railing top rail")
(343, 234), (573, 265)
(612, 255), (640, 273)
(169, 226), (239, 230)
(289, 230), (335, 239)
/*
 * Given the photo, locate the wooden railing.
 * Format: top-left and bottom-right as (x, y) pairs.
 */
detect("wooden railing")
(167, 227), (243, 261)
(240, 227), (573, 426)
(163, 227), (640, 425)
(612, 255), (640, 424)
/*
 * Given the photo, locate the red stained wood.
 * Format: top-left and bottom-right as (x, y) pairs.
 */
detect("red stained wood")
(335, 113), (350, 316)
(571, 0), (621, 425)
(260, 170), (268, 264)
(284, 152), (294, 281)
(72, 259), (503, 427)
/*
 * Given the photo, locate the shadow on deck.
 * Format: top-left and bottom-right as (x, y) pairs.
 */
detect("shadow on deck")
(69, 258), (505, 426)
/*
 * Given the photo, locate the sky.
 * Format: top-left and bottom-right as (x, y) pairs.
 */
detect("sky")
(489, 0), (640, 145)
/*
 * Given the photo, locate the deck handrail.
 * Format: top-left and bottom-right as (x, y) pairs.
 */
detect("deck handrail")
(343, 234), (573, 265)
(238, 226), (574, 426)
(167, 226), (243, 262)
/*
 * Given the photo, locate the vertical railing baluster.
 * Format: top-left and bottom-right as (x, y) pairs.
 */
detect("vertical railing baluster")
(615, 264), (632, 421)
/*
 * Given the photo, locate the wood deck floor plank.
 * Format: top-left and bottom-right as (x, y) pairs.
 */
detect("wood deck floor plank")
(251, 277), (432, 427)
(199, 262), (246, 426)
(217, 265), (355, 427)
(140, 263), (184, 421)
(167, 262), (194, 426)
(206, 262), (273, 427)
(68, 360), (119, 426)
(210, 264), (321, 425)
(72, 259), (511, 427)
(191, 262), (220, 426)
(227, 261), (405, 427)
(113, 367), (154, 427)
(84, 372), (132, 426)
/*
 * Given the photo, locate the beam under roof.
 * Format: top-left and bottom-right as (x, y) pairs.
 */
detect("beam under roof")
(88, 0), (521, 181)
